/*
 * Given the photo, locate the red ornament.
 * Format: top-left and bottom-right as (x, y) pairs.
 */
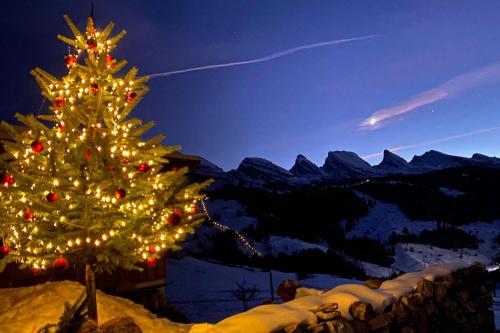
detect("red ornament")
(53, 257), (69, 270)
(106, 54), (115, 68)
(85, 149), (92, 160)
(53, 96), (65, 109)
(1, 174), (15, 187)
(114, 188), (126, 199)
(46, 192), (58, 203)
(56, 124), (65, 132)
(125, 91), (137, 103)
(90, 83), (99, 93)
(167, 210), (182, 226)
(0, 245), (9, 256)
(137, 163), (150, 173)
(146, 257), (157, 268)
(31, 140), (44, 153)
(64, 54), (77, 67)
(23, 209), (34, 221)
(148, 246), (156, 254)
(170, 167), (178, 173)
(87, 38), (97, 50)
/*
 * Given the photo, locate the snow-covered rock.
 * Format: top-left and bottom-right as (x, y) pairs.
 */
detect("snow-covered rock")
(321, 151), (378, 179)
(0, 281), (190, 333)
(290, 154), (324, 178)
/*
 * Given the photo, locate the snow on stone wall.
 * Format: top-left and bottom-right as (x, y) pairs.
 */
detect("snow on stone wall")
(190, 262), (481, 333)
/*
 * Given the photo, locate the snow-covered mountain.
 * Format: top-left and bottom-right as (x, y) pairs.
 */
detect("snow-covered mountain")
(375, 150), (410, 171)
(471, 153), (500, 167)
(231, 157), (296, 185)
(196, 150), (500, 187)
(321, 151), (379, 179)
(409, 150), (473, 170)
(289, 154), (324, 178)
(196, 157), (226, 178)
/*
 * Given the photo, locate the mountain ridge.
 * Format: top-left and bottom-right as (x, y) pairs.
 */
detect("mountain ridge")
(197, 150), (500, 186)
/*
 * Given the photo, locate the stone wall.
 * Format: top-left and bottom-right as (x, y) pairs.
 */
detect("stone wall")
(279, 264), (495, 333)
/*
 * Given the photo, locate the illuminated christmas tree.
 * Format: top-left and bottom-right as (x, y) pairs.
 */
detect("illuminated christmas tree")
(0, 16), (209, 322)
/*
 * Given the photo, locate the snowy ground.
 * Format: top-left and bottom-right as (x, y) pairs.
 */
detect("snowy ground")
(0, 281), (191, 333)
(165, 256), (358, 323)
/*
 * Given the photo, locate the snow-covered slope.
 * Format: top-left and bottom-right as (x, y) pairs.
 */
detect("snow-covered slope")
(344, 193), (437, 242)
(289, 154), (324, 179)
(256, 236), (328, 257)
(460, 220), (500, 259)
(391, 243), (489, 273)
(321, 151), (378, 179)
(0, 281), (190, 333)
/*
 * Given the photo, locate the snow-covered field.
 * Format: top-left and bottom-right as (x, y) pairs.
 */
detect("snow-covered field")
(166, 256), (358, 323)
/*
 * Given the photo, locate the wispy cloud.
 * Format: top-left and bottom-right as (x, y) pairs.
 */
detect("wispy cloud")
(360, 61), (500, 129)
(362, 126), (500, 160)
(148, 35), (378, 78)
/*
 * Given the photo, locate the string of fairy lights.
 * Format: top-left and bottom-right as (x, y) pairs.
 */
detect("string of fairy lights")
(200, 198), (263, 257)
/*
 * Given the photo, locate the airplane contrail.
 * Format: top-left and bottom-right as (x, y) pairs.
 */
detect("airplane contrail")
(359, 61), (500, 129)
(147, 35), (378, 78)
(362, 126), (500, 160)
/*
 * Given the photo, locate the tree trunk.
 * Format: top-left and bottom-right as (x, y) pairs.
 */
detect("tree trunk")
(85, 263), (98, 323)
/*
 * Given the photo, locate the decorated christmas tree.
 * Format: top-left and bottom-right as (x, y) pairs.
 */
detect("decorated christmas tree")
(0, 16), (209, 323)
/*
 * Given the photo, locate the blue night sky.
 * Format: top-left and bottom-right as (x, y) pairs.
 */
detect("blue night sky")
(2, 1), (500, 170)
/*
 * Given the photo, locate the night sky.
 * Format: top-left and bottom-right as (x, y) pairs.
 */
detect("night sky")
(2, 1), (500, 170)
